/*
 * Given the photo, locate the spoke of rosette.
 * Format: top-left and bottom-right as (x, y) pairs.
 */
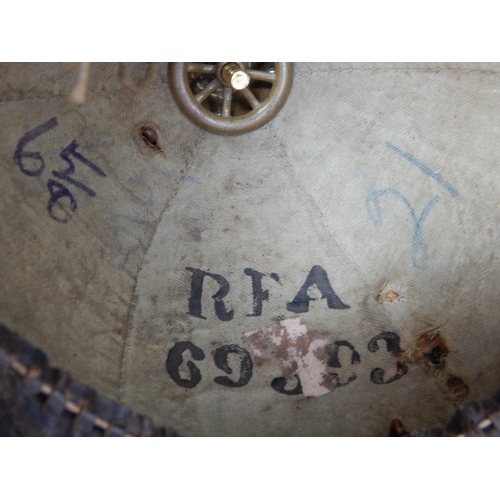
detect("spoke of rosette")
(195, 79), (221, 104)
(222, 86), (233, 117)
(187, 63), (216, 74)
(240, 87), (261, 110)
(246, 69), (276, 83)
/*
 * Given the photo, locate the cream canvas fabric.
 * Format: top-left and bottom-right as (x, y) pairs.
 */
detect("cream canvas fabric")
(1, 62), (499, 435)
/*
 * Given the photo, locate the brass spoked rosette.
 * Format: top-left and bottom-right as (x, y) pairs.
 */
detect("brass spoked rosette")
(168, 62), (293, 134)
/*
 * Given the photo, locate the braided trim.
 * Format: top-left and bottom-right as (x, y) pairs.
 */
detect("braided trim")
(0, 343), (175, 437)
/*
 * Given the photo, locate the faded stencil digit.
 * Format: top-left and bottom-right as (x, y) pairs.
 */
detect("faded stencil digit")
(166, 316), (408, 396)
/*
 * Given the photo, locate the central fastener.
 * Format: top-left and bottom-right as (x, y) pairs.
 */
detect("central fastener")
(221, 63), (250, 90)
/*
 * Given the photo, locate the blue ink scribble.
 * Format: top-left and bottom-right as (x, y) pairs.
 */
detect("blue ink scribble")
(111, 213), (157, 228)
(175, 174), (201, 184)
(110, 226), (148, 269)
(127, 168), (201, 207)
(357, 168), (440, 270)
(44, 141), (110, 157)
(385, 141), (459, 198)
(366, 188), (439, 269)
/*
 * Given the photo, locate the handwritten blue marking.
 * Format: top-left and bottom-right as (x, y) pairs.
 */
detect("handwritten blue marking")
(14, 117), (107, 223)
(357, 168), (440, 270)
(14, 117), (59, 177)
(47, 178), (77, 223)
(51, 140), (106, 197)
(109, 226), (148, 269)
(175, 174), (201, 184)
(111, 213), (157, 228)
(385, 141), (459, 198)
(43, 140), (110, 157)
(366, 188), (439, 270)
(105, 212), (157, 270)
